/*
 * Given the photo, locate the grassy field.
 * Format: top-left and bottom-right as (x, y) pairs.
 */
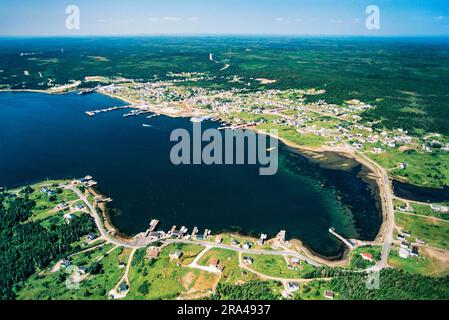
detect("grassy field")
(410, 203), (449, 221)
(293, 280), (336, 300)
(17, 245), (129, 300)
(197, 248), (257, 285)
(245, 254), (316, 279)
(369, 148), (449, 188)
(389, 248), (449, 277)
(395, 212), (449, 250)
(349, 245), (382, 270)
(126, 244), (220, 300)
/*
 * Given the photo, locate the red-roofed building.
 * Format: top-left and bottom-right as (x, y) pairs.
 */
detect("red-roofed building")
(360, 252), (373, 262)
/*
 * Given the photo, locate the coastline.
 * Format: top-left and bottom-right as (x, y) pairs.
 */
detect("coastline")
(0, 88), (391, 266)
(93, 90), (392, 265)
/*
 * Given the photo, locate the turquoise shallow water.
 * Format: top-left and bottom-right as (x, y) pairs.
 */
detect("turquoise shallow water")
(0, 91), (381, 258)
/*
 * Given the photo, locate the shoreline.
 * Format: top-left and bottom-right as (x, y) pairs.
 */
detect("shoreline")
(0, 88), (392, 266)
(93, 90), (391, 265)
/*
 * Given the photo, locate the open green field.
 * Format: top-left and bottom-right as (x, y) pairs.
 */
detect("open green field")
(126, 244), (220, 300)
(389, 248), (449, 277)
(17, 245), (130, 300)
(245, 254), (316, 279)
(349, 245), (382, 270)
(369, 148), (449, 188)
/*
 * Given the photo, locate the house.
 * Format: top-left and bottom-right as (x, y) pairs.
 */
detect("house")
(77, 266), (87, 275)
(287, 282), (300, 292)
(410, 247), (419, 257)
(324, 290), (334, 300)
(58, 203), (69, 211)
(215, 236), (223, 244)
(146, 246), (160, 259)
(242, 242), (253, 250)
(147, 231), (164, 240)
(243, 256), (254, 265)
(118, 262), (126, 269)
(396, 233), (406, 241)
(169, 250), (183, 260)
(400, 241), (410, 249)
(290, 257), (301, 265)
(415, 238), (426, 245)
(74, 204), (85, 211)
(87, 233), (97, 241)
(231, 239), (240, 247)
(63, 213), (75, 223)
(402, 231), (411, 238)
(118, 283), (129, 294)
(399, 248), (410, 259)
(61, 259), (71, 268)
(360, 252), (374, 262)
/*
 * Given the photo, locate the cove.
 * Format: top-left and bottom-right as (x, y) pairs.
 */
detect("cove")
(0, 91), (381, 258)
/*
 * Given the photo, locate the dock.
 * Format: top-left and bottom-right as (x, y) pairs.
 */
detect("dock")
(85, 106), (128, 117)
(329, 227), (355, 249)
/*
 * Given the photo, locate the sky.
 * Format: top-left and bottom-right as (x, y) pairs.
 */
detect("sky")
(0, 0), (448, 36)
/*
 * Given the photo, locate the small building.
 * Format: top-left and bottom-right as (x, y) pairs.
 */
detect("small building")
(118, 283), (129, 294)
(258, 233), (268, 245)
(87, 233), (97, 242)
(287, 282), (300, 292)
(63, 213), (75, 223)
(410, 247), (419, 257)
(169, 250), (183, 260)
(77, 266), (87, 275)
(74, 204), (85, 211)
(242, 242), (253, 250)
(58, 203), (69, 211)
(399, 248), (410, 259)
(400, 241), (410, 249)
(215, 236), (223, 244)
(360, 253), (374, 262)
(290, 257), (301, 265)
(231, 239), (240, 247)
(324, 290), (334, 300)
(243, 256), (254, 265)
(61, 259), (71, 268)
(118, 262), (126, 269)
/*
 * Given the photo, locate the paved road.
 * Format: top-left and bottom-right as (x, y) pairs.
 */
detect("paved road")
(163, 239), (322, 267)
(355, 152), (395, 270)
(67, 184), (326, 269)
(64, 185), (138, 248)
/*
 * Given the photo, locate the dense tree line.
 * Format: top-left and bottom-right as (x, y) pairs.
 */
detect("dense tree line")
(0, 190), (95, 300)
(330, 269), (449, 300)
(210, 281), (280, 300)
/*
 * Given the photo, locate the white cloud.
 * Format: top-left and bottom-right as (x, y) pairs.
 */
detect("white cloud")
(435, 16), (446, 20)
(275, 17), (284, 22)
(187, 17), (200, 22)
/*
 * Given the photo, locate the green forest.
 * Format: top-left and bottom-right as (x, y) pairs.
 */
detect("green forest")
(0, 187), (95, 300)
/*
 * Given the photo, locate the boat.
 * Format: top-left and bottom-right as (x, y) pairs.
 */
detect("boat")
(142, 124), (154, 128)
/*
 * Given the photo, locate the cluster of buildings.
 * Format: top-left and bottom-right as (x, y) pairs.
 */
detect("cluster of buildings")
(397, 231), (421, 259)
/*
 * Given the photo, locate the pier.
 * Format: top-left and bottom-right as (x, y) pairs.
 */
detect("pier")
(85, 106), (128, 117)
(329, 228), (355, 249)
